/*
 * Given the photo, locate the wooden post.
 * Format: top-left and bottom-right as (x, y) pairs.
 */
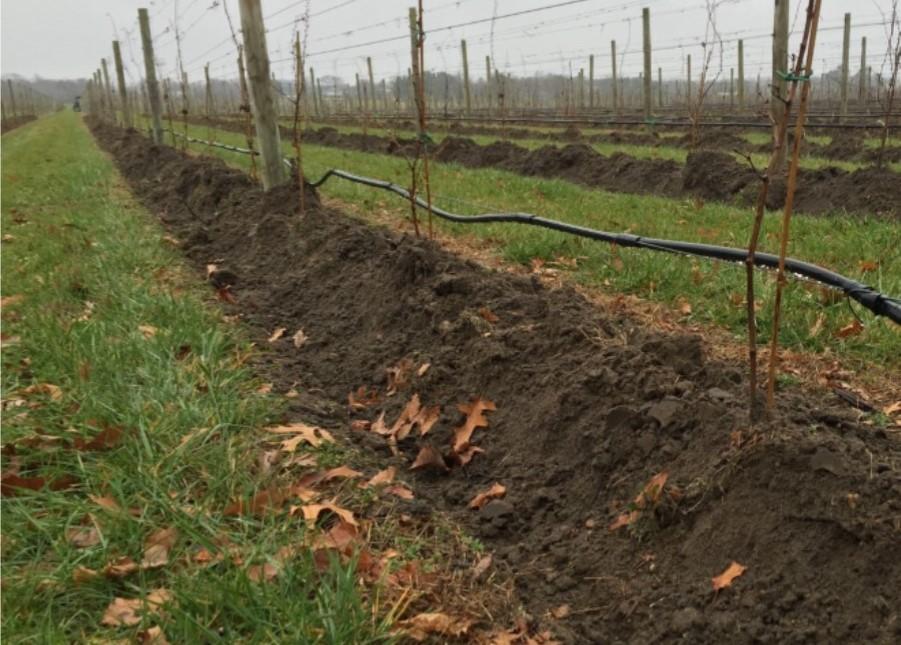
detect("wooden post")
(101, 58), (114, 120)
(578, 68), (585, 109)
(138, 8), (164, 142)
(642, 7), (652, 120)
(588, 54), (595, 109)
(772, 0), (789, 164)
(738, 39), (745, 108)
(6, 80), (17, 118)
(382, 79), (389, 112)
(461, 39), (472, 115)
(355, 73), (363, 113)
(316, 78), (325, 116)
(687, 54), (692, 105)
(309, 67), (318, 116)
(730, 67), (735, 107)
(485, 55), (492, 113)
(610, 40), (619, 113)
(858, 36), (867, 102)
(658, 67), (663, 107)
(204, 64), (214, 120)
(840, 12), (850, 116)
(364, 57), (374, 114)
(409, 7), (423, 135)
(112, 41), (132, 127)
(238, 0), (286, 189)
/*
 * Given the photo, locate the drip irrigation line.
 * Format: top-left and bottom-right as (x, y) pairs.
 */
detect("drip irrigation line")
(163, 129), (901, 325)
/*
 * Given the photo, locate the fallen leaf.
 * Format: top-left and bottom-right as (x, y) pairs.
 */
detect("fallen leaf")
(858, 260), (878, 272)
(292, 329), (308, 348)
(142, 527), (179, 569)
(678, 301), (692, 316)
(452, 397), (497, 453)
(162, 234), (181, 247)
(609, 472), (670, 531)
(73, 424), (123, 451)
(384, 484), (414, 500)
(712, 561), (747, 591)
(103, 556), (140, 578)
(268, 423), (334, 451)
(205, 263), (218, 277)
(224, 487), (288, 517)
(453, 445), (484, 466)
(138, 324), (158, 339)
(285, 388), (300, 398)
(550, 604), (571, 619)
(314, 520), (360, 551)
(101, 589), (172, 627)
(298, 465), (363, 488)
(469, 482), (507, 509)
(296, 501), (357, 527)
(350, 419), (371, 431)
(836, 320), (863, 338)
(66, 524), (101, 548)
(216, 287), (236, 303)
(808, 313), (826, 338)
(139, 626), (171, 644)
(410, 445), (449, 472)
(472, 554), (492, 579)
(90, 494), (122, 513)
(268, 327), (286, 343)
(247, 562), (280, 583)
(21, 383), (63, 402)
(365, 467), (396, 487)
(883, 401), (901, 416)
(402, 612), (473, 641)
(1, 294), (25, 307)
(386, 358), (414, 395)
(417, 362), (431, 376)
(478, 307), (499, 323)
(72, 566), (100, 583)
(256, 383), (273, 394)
(1, 474), (47, 496)
(348, 386), (379, 410)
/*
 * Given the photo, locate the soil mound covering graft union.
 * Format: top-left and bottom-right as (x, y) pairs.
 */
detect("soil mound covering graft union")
(90, 118), (901, 644)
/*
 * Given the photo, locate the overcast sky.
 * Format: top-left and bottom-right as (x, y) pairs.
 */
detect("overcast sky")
(1, 1), (896, 84)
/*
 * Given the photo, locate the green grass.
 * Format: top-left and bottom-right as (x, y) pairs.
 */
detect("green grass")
(164, 118), (899, 369)
(1, 111), (393, 642)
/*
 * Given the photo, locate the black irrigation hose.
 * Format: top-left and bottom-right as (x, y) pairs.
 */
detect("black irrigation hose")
(165, 130), (901, 325)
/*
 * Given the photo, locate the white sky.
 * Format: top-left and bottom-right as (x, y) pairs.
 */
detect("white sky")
(1, 1), (897, 83)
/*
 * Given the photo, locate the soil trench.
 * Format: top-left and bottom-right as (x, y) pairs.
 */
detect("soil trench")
(91, 119), (901, 644)
(184, 117), (901, 220)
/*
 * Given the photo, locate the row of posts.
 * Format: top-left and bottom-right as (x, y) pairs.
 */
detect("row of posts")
(1, 80), (57, 127)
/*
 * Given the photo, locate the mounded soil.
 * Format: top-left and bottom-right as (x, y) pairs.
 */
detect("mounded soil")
(91, 119), (901, 644)
(1, 115), (37, 135)
(181, 117), (900, 219)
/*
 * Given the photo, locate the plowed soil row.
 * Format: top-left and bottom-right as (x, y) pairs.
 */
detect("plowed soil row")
(186, 117), (900, 219)
(92, 119), (901, 644)
(1, 115), (37, 135)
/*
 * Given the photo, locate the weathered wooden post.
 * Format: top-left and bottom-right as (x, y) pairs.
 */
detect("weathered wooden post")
(730, 67), (735, 107)
(101, 58), (115, 120)
(578, 68), (585, 109)
(642, 7), (652, 120)
(738, 38), (745, 108)
(658, 67), (663, 107)
(611, 40), (619, 113)
(6, 80), (17, 118)
(367, 56), (376, 114)
(686, 54), (692, 105)
(204, 64), (214, 120)
(112, 41), (132, 127)
(840, 12), (850, 116)
(461, 39), (472, 115)
(138, 8), (164, 143)
(238, 0), (286, 189)
(485, 55), (492, 114)
(309, 67), (318, 116)
(355, 73), (363, 113)
(589, 54), (595, 109)
(772, 0), (788, 164)
(858, 36), (867, 102)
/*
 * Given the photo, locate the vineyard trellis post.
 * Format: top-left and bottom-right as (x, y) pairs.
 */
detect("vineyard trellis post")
(112, 41), (132, 128)
(485, 56), (493, 114)
(461, 39), (472, 115)
(367, 56), (376, 114)
(840, 12), (850, 117)
(237, 0), (286, 190)
(611, 40), (619, 113)
(686, 54), (692, 107)
(308, 67), (318, 117)
(101, 58), (114, 122)
(738, 38), (745, 108)
(589, 54), (595, 109)
(642, 7), (652, 120)
(772, 0), (788, 166)
(138, 8), (164, 143)
(658, 67), (663, 107)
(859, 36), (867, 102)
(6, 80), (17, 119)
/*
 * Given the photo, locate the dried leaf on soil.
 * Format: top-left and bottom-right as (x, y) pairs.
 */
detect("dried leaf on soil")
(141, 527), (179, 569)
(139, 626), (170, 644)
(268, 423), (334, 451)
(417, 362), (430, 376)
(138, 324), (158, 339)
(401, 612), (473, 641)
(384, 484), (415, 499)
(469, 482), (507, 509)
(268, 327), (286, 343)
(314, 520), (360, 551)
(808, 313), (826, 338)
(89, 494), (122, 513)
(712, 561), (747, 590)
(295, 501), (357, 527)
(247, 562), (280, 583)
(348, 386), (379, 410)
(452, 397), (497, 453)
(549, 604), (571, 619)
(103, 556), (140, 578)
(836, 320), (863, 338)
(472, 554), (492, 579)
(386, 357), (414, 395)
(410, 445), (449, 472)
(101, 589), (172, 627)
(21, 383), (63, 402)
(73, 424), (123, 451)
(292, 329), (308, 348)
(609, 471), (669, 531)
(883, 401), (901, 416)
(365, 467), (396, 487)
(478, 306), (499, 323)
(298, 465), (362, 488)
(66, 524), (101, 548)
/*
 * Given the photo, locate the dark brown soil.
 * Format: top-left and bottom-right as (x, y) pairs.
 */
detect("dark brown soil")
(1, 115), (37, 135)
(91, 118), (901, 644)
